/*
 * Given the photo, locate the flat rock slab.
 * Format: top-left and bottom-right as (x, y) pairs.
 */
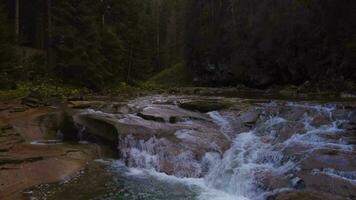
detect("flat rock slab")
(178, 99), (234, 113)
(137, 104), (210, 123)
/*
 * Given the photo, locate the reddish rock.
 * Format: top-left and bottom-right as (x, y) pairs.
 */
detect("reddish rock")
(311, 114), (331, 127)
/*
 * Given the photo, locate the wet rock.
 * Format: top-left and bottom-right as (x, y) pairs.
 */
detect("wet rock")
(297, 170), (356, 198)
(74, 115), (118, 144)
(0, 156), (43, 166)
(240, 110), (259, 125)
(311, 114), (331, 127)
(68, 101), (105, 109)
(300, 149), (356, 172)
(67, 96), (85, 101)
(178, 99), (233, 113)
(258, 172), (289, 190)
(99, 103), (129, 114)
(73, 96), (232, 177)
(137, 112), (165, 122)
(10, 106), (27, 113)
(277, 122), (305, 142)
(59, 112), (80, 142)
(22, 97), (43, 108)
(65, 150), (88, 160)
(118, 105), (133, 114)
(0, 135), (24, 152)
(350, 112), (356, 124)
(280, 107), (306, 121)
(0, 124), (12, 131)
(137, 104), (208, 123)
(0, 105), (11, 112)
(273, 191), (344, 200)
(290, 177), (305, 189)
(346, 112), (356, 131)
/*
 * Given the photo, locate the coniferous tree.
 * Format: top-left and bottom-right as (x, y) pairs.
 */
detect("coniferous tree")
(0, 1), (17, 89)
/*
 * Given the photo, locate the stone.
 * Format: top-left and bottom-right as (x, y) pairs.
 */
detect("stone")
(10, 106), (27, 113)
(0, 124), (12, 131)
(297, 170), (356, 198)
(68, 101), (105, 109)
(300, 149), (356, 171)
(273, 191), (343, 200)
(178, 99), (233, 113)
(240, 110), (259, 124)
(277, 122), (305, 142)
(290, 177), (305, 189)
(137, 104), (208, 123)
(0, 156), (43, 166)
(310, 114), (331, 127)
(22, 97), (43, 108)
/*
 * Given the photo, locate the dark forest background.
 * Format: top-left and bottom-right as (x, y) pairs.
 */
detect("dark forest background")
(0, 0), (355, 92)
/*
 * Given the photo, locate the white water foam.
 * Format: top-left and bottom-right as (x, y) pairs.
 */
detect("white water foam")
(208, 111), (233, 140)
(106, 101), (353, 200)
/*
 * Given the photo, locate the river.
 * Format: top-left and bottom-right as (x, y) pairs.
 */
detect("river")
(29, 95), (356, 200)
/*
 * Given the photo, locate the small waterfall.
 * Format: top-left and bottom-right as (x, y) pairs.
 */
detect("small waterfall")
(89, 99), (354, 200)
(203, 117), (293, 199)
(118, 135), (162, 170)
(208, 111), (233, 140)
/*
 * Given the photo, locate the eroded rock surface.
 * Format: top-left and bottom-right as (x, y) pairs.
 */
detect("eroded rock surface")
(0, 101), (98, 200)
(3, 95), (355, 200)
(71, 95), (356, 200)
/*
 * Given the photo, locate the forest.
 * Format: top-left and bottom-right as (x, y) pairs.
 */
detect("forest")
(0, 0), (355, 91)
(1, 1), (356, 200)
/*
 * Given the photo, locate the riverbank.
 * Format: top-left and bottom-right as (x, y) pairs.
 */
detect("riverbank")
(0, 99), (105, 200)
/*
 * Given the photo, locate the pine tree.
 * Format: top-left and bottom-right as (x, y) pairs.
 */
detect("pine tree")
(0, 2), (17, 89)
(52, 0), (106, 90)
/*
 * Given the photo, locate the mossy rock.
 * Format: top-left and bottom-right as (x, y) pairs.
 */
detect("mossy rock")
(178, 99), (233, 113)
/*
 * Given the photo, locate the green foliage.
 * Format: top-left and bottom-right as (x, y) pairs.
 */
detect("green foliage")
(52, 0), (106, 90)
(0, 82), (89, 100)
(146, 62), (193, 87)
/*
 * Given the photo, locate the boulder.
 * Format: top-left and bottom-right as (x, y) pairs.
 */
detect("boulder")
(178, 99), (233, 113)
(137, 104), (209, 123)
(297, 170), (356, 198)
(311, 114), (331, 127)
(68, 101), (105, 109)
(277, 122), (305, 142)
(240, 110), (260, 124)
(272, 191), (344, 200)
(300, 149), (356, 172)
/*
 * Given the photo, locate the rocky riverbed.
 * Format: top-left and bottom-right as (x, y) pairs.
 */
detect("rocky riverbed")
(1, 93), (355, 200)
(0, 100), (103, 200)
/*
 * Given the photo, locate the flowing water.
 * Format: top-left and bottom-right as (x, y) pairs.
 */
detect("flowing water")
(29, 96), (356, 200)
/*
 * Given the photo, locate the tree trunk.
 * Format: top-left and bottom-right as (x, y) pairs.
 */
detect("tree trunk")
(15, 0), (19, 42)
(156, 0), (161, 69)
(46, 0), (53, 69)
(127, 46), (133, 83)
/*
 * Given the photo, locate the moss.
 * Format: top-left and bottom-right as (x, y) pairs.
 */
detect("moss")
(179, 100), (233, 113)
(0, 82), (90, 101)
(145, 62), (193, 88)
